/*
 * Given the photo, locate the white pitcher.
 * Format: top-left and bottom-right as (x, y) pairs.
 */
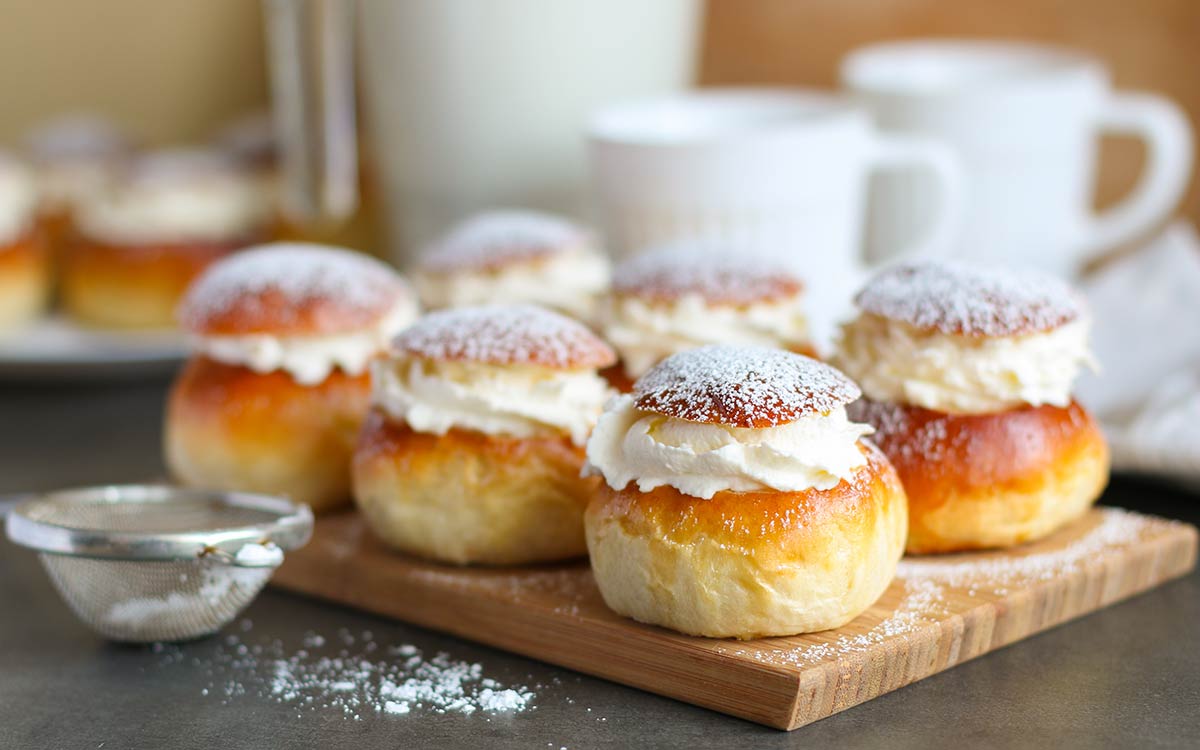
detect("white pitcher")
(263, 0), (701, 265)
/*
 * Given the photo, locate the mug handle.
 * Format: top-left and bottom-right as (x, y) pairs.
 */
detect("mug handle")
(1076, 92), (1193, 261)
(864, 135), (967, 266)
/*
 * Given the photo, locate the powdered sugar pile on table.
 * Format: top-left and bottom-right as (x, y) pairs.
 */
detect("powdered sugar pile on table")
(152, 624), (538, 719)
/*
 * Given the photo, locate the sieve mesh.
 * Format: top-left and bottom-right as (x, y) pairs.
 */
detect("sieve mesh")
(6, 486), (312, 643)
(42, 556), (272, 642)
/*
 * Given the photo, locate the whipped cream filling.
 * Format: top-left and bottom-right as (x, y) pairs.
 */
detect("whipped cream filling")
(373, 357), (612, 446)
(0, 161), (36, 245)
(77, 173), (272, 245)
(835, 313), (1096, 414)
(601, 293), (810, 378)
(416, 248), (610, 321)
(585, 394), (872, 499)
(193, 300), (418, 386)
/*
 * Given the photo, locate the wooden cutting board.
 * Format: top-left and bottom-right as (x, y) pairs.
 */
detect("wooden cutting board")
(272, 507), (1196, 730)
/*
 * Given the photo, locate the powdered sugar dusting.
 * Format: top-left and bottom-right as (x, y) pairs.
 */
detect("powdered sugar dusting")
(393, 304), (616, 370)
(178, 243), (407, 330)
(633, 345), (860, 427)
(718, 577), (949, 668)
(152, 625), (538, 719)
(613, 243), (804, 305)
(850, 398), (952, 465)
(724, 508), (1156, 669)
(896, 508), (1150, 590)
(421, 210), (588, 273)
(856, 260), (1084, 337)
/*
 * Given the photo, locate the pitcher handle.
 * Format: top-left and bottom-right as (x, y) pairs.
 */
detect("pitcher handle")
(263, 0), (359, 223)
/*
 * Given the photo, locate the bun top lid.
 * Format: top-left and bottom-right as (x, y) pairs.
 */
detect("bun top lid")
(420, 210), (590, 274)
(612, 242), (804, 305)
(633, 345), (860, 428)
(855, 260), (1084, 337)
(178, 243), (412, 336)
(391, 304), (616, 371)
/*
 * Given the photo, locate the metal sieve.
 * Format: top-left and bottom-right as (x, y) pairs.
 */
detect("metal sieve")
(5, 485), (313, 643)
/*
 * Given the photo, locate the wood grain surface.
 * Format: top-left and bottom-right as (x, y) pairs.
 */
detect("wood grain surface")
(272, 507), (1197, 730)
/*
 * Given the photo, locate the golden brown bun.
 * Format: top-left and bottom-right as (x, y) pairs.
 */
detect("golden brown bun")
(632, 345), (858, 428)
(177, 243), (411, 336)
(585, 442), (907, 638)
(854, 398), (1110, 554)
(61, 235), (259, 329)
(0, 234), (51, 329)
(165, 356), (369, 513)
(352, 412), (596, 565)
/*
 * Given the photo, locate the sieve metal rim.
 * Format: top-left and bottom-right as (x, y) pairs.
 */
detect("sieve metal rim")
(4, 484), (313, 562)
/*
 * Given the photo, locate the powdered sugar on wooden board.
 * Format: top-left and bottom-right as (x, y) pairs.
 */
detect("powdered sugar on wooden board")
(895, 507), (1149, 589)
(612, 243), (804, 305)
(420, 210), (587, 273)
(855, 260), (1085, 337)
(179, 243), (406, 326)
(633, 345), (860, 427)
(393, 304), (616, 370)
(724, 508), (1156, 669)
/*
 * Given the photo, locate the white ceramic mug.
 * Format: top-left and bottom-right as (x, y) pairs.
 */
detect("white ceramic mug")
(842, 40), (1194, 274)
(265, 0), (701, 265)
(587, 88), (966, 342)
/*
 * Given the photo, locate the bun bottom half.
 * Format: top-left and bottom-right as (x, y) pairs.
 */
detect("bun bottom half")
(165, 357), (369, 513)
(854, 398), (1110, 555)
(353, 413), (596, 566)
(585, 441), (907, 639)
(61, 236), (255, 329)
(0, 235), (50, 329)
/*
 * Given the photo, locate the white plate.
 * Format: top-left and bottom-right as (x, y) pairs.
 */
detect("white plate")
(0, 317), (186, 380)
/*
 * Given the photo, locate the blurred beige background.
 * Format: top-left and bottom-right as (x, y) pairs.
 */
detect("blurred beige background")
(0, 0), (266, 144)
(1, 0), (1195, 228)
(700, 0), (1200, 230)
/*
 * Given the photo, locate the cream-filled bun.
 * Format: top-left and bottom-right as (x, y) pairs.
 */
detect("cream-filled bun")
(414, 210), (610, 322)
(0, 154), (47, 329)
(353, 304), (617, 565)
(835, 261), (1109, 554)
(166, 243), (417, 513)
(599, 244), (814, 389)
(584, 345), (906, 638)
(62, 149), (276, 329)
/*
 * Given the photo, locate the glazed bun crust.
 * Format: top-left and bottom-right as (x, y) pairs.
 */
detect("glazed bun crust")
(0, 234), (50, 328)
(585, 442), (907, 638)
(353, 412), (596, 565)
(166, 356), (370, 513)
(62, 236), (256, 329)
(856, 399), (1109, 554)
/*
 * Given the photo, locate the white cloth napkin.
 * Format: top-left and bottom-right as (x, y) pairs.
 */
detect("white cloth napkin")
(1075, 222), (1200, 483)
